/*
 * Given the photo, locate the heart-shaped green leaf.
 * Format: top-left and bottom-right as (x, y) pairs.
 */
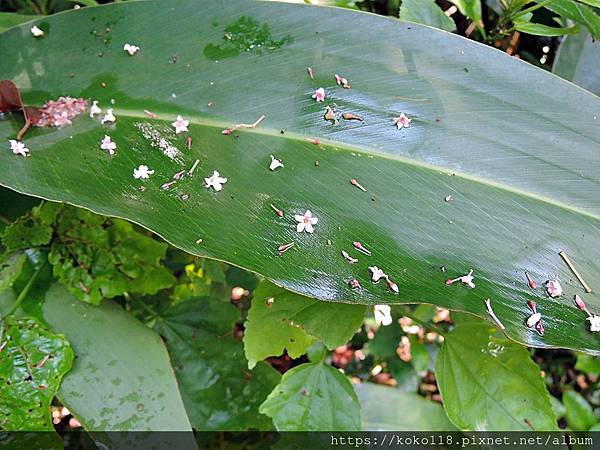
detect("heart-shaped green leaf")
(1, 0), (599, 354)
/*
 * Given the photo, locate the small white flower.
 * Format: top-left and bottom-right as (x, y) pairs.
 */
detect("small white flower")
(369, 266), (386, 283)
(269, 155), (284, 171)
(133, 165), (154, 180)
(171, 115), (189, 134)
(545, 279), (562, 298)
(341, 250), (358, 264)
(526, 312), (542, 328)
(374, 305), (392, 326)
(294, 210), (318, 233)
(89, 100), (102, 118)
(101, 108), (116, 124)
(9, 140), (29, 157)
(100, 135), (116, 155)
(123, 43), (140, 56)
(31, 26), (44, 37)
(392, 113), (412, 129)
(312, 87), (325, 102)
(446, 269), (475, 288)
(204, 170), (228, 191)
(586, 315), (600, 332)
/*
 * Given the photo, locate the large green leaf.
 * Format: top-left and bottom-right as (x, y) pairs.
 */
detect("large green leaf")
(354, 383), (456, 431)
(1, 0), (600, 354)
(259, 360), (361, 431)
(0, 315), (73, 431)
(553, 29), (600, 96)
(436, 322), (557, 431)
(244, 280), (365, 368)
(40, 283), (193, 432)
(154, 296), (281, 431)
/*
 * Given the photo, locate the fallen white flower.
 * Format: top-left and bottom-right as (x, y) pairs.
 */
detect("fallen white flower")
(269, 155), (284, 171)
(100, 135), (116, 155)
(587, 315), (600, 332)
(9, 140), (29, 157)
(294, 210), (318, 233)
(204, 170), (228, 191)
(101, 108), (116, 124)
(123, 43), (140, 56)
(31, 26), (44, 37)
(89, 100), (102, 118)
(171, 115), (189, 134)
(369, 266), (386, 283)
(133, 165), (154, 180)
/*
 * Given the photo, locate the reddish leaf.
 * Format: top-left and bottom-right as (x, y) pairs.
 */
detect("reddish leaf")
(0, 80), (41, 140)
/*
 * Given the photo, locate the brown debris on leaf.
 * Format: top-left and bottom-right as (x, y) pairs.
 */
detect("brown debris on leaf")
(0, 80), (41, 140)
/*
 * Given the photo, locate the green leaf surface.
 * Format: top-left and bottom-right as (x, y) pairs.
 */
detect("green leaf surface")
(553, 28), (600, 96)
(0, 315), (73, 431)
(400, 0), (457, 32)
(154, 296), (281, 431)
(575, 352), (600, 376)
(436, 322), (557, 431)
(541, 0), (600, 39)
(244, 281), (365, 368)
(1, 0), (600, 354)
(563, 390), (596, 431)
(259, 360), (361, 431)
(449, 0), (482, 23)
(355, 382), (456, 431)
(0, 13), (38, 33)
(40, 283), (192, 431)
(514, 22), (580, 36)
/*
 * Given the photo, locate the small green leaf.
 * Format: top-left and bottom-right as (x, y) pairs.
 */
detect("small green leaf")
(436, 322), (558, 431)
(259, 361), (361, 431)
(408, 335), (430, 374)
(563, 390), (596, 431)
(355, 383), (456, 431)
(1, 203), (60, 252)
(244, 281), (365, 368)
(399, 0), (457, 32)
(0, 251), (27, 293)
(39, 283), (193, 432)
(550, 395), (567, 421)
(575, 353), (600, 376)
(154, 296), (280, 431)
(514, 22), (580, 37)
(449, 0), (482, 23)
(0, 316), (73, 431)
(542, 0), (600, 40)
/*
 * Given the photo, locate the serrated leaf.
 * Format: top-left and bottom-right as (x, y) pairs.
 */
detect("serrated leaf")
(400, 0), (457, 32)
(244, 281), (365, 368)
(0, 316), (73, 431)
(355, 382), (456, 431)
(154, 296), (280, 431)
(1, 0), (600, 354)
(1, 203), (59, 252)
(37, 283), (193, 432)
(259, 361), (361, 431)
(436, 322), (558, 431)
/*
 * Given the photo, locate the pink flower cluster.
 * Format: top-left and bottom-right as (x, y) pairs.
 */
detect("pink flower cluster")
(34, 96), (88, 128)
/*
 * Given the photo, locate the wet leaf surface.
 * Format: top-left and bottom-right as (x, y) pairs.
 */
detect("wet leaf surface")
(0, 0), (599, 354)
(154, 296), (280, 431)
(40, 283), (193, 432)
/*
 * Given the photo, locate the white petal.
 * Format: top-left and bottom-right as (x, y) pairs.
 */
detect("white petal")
(294, 215), (305, 222)
(304, 223), (314, 233)
(296, 222), (306, 233)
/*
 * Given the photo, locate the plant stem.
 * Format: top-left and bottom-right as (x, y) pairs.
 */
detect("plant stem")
(512, 0), (556, 20)
(3, 261), (46, 319)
